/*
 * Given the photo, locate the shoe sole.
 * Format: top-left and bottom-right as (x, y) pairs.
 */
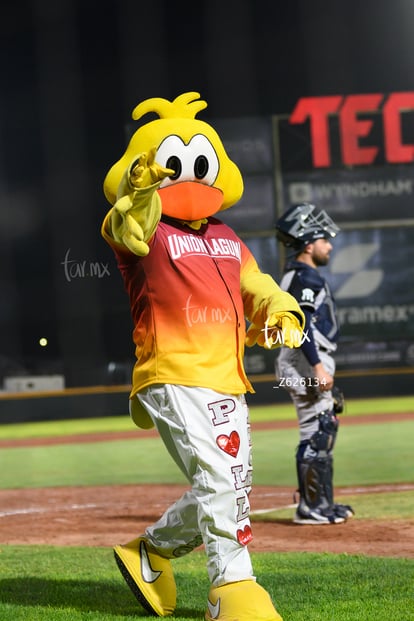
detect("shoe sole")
(294, 518), (331, 525)
(114, 548), (159, 616)
(294, 516), (345, 525)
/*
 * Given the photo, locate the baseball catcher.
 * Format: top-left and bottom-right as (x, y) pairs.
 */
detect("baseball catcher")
(275, 203), (354, 525)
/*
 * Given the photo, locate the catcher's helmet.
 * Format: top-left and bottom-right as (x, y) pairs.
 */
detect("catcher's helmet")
(275, 203), (340, 250)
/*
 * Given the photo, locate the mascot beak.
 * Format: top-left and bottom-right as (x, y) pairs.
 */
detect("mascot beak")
(159, 182), (223, 221)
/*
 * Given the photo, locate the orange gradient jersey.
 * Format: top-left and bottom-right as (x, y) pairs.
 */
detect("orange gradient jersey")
(103, 216), (295, 396)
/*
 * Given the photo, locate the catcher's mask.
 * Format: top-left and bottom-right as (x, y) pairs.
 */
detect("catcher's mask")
(275, 203), (340, 251)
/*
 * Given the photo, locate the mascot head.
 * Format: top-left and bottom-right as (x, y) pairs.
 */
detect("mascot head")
(103, 92), (243, 221)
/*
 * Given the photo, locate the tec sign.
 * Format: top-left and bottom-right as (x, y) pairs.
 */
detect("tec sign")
(289, 92), (414, 168)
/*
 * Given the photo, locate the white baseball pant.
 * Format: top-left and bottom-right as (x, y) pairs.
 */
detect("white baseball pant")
(133, 384), (255, 587)
(276, 347), (335, 442)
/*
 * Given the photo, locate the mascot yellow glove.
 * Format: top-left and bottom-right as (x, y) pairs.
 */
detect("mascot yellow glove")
(265, 311), (304, 349)
(242, 268), (305, 349)
(128, 147), (174, 189)
(110, 148), (174, 256)
(246, 311), (304, 349)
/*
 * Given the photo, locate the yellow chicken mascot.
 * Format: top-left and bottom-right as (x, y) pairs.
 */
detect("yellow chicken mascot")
(102, 92), (304, 621)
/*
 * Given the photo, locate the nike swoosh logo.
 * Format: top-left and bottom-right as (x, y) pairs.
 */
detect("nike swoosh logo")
(140, 540), (162, 583)
(207, 597), (221, 620)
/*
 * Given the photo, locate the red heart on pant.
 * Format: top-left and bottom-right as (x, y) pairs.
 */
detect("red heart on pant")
(216, 430), (240, 457)
(237, 525), (253, 546)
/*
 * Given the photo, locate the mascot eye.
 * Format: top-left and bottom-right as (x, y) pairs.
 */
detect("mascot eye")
(166, 155), (182, 180)
(157, 134), (219, 188)
(194, 155), (209, 179)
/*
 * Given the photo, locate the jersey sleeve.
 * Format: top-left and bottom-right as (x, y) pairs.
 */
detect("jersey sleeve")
(240, 244), (305, 348)
(288, 268), (324, 313)
(283, 267), (325, 365)
(300, 308), (320, 366)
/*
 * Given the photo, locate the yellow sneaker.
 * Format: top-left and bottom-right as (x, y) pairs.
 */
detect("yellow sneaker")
(205, 580), (283, 621)
(113, 537), (176, 616)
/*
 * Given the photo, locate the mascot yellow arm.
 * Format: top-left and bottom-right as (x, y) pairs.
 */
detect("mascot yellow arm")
(241, 265), (305, 349)
(102, 148), (173, 256)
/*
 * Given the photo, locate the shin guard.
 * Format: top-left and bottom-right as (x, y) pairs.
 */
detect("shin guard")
(295, 411), (341, 523)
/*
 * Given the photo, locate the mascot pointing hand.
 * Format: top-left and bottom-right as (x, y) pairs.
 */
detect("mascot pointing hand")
(102, 92), (304, 621)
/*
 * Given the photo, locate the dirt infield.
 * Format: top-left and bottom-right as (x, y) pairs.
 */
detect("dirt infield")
(1, 412), (413, 557)
(1, 483), (413, 557)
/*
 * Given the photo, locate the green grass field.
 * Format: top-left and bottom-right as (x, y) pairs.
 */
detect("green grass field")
(0, 547), (412, 621)
(0, 395), (413, 620)
(1, 394), (412, 441)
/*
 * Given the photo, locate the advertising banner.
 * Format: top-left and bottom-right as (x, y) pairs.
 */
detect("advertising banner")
(211, 116), (276, 232)
(274, 104), (414, 374)
(282, 166), (414, 224)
